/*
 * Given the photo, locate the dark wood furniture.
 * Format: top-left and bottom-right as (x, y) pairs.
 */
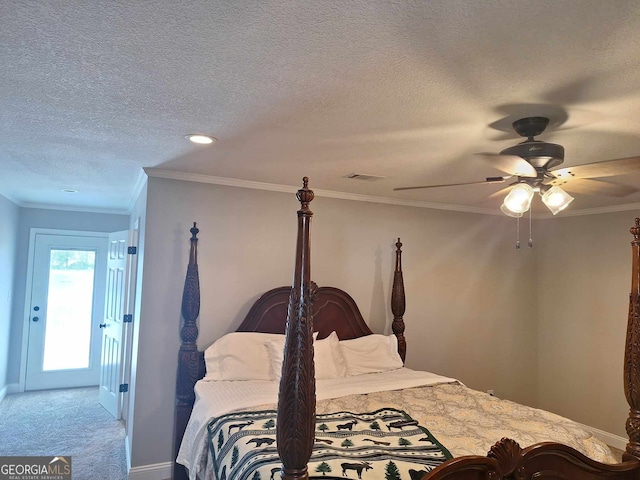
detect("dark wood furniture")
(174, 178), (640, 480)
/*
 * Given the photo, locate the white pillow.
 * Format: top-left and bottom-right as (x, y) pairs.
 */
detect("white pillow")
(339, 334), (403, 376)
(203, 332), (286, 381)
(267, 331), (347, 380)
(315, 331), (348, 379)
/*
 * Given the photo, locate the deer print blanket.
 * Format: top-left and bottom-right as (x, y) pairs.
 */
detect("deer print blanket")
(207, 408), (451, 480)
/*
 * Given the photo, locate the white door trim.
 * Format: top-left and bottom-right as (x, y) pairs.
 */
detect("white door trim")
(18, 228), (109, 392)
(120, 218), (140, 423)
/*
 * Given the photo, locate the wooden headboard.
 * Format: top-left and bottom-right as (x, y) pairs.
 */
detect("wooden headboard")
(236, 286), (373, 340)
(172, 178), (407, 480)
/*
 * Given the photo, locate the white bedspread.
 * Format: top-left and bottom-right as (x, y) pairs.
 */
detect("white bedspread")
(177, 368), (457, 480)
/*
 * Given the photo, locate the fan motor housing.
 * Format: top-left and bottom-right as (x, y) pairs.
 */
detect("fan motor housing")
(500, 140), (564, 170)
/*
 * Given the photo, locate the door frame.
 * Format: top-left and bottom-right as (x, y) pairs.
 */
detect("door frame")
(18, 228), (109, 392)
(119, 217), (139, 422)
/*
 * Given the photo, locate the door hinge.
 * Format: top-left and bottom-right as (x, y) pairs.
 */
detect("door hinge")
(127, 246), (137, 255)
(119, 383), (129, 393)
(123, 314), (133, 323)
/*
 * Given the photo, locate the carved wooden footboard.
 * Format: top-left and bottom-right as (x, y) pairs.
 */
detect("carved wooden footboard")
(424, 438), (640, 480)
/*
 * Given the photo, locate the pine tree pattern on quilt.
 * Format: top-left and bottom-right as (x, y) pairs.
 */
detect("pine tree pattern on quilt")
(208, 408), (452, 480)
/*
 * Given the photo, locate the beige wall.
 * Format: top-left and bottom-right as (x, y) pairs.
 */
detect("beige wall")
(0, 194), (19, 394)
(129, 176), (537, 468)
(537, 211), (637, 438)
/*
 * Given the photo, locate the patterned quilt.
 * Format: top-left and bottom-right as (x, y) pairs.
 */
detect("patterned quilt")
(194, 382), (616, 480)
(207, 408), (452, 480)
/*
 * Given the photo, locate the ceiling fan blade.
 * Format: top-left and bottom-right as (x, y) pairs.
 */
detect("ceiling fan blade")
(550, 178), (640, 197)
(552, 156), (640, 180)
(476, 153), (537, 177)
(394, 176), (509, 191)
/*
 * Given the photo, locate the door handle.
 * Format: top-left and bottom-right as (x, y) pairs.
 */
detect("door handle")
(99, 323), (108, 328)
(32, 316), (39, 322)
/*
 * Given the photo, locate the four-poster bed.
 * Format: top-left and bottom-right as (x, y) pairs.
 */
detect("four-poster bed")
(174, 177), (640, 480)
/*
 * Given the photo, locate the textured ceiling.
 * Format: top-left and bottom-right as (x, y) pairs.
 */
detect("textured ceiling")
(2, 1), (640, 215)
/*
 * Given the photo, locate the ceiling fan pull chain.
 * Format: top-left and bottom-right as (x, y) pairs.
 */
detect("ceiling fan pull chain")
(516, 216), (521, 250)
(528, 208), (534, 248)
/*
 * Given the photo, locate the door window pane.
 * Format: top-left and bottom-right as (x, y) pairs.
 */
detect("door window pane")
(43, 249), (96, 371)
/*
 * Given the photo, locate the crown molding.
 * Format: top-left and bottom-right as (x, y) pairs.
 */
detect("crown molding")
(0, 191), (23, 207)
(144, 168), (640, 219)
(143, 168), (502, 216)
(18, 202), (130, 215)
(536, 202), (640, 219)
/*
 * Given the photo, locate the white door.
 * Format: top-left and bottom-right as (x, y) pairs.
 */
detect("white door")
(99, 230), (133, 418)
(25, 233), (108, 390)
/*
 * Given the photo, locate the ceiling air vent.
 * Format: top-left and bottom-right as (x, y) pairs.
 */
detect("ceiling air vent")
(344, 173), (386, 181)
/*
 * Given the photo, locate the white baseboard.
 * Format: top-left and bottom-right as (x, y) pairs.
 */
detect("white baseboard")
(8, 383), (21, 394)
(128, 462), (172, 480)
(579, 422), (627, 451)
(125, 435), (132, 473)
(0, 383), (21, 402)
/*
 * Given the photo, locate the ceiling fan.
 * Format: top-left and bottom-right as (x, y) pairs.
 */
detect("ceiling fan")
(395, 116), (640, 216)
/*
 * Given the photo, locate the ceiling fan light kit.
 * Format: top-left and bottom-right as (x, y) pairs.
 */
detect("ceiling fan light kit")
(500, 203), (523, 218)
(502, 183), (534, 214)
(501, 183), (575, 216)
(541, 185), (574, 215)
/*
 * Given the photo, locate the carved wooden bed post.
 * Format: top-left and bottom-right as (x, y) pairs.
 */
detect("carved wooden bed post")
(174, 222), (202, 480)
(392, 238), (407, 363)
(277, 177), (316, 480)
(624, 218), (640, 461)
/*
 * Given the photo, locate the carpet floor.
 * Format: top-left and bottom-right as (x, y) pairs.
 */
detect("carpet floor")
(0, 387), (127, 479)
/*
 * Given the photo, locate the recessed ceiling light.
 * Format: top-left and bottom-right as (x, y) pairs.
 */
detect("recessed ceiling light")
(61, 189), (78, 193)
(186, 134), (217, 145)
